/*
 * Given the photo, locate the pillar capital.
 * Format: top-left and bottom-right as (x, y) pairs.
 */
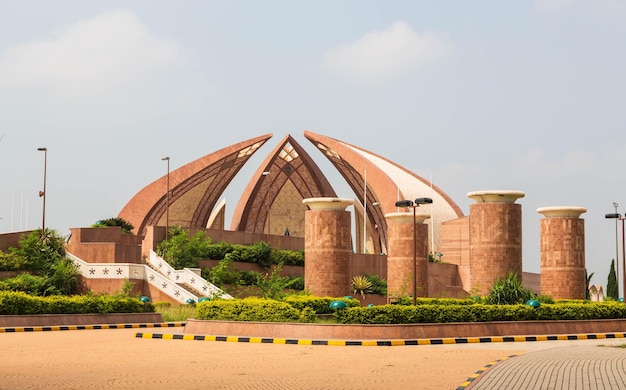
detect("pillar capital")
(467, 190), (525, 204)
(537, 206), (587, 219)
(302, 197), (353, 211)
(385, 212), (430, 224)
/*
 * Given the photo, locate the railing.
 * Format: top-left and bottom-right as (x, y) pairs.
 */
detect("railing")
(148, 250), (232, 299)
(67, 252), (230, 304)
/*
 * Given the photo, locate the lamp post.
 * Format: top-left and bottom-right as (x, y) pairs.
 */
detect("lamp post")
(37, 147), (47, 239)
(606, 207), (625, 299)
(161, 157), (170, 240)
(394, 197), (433, 305)
(262, 171), (270, 243)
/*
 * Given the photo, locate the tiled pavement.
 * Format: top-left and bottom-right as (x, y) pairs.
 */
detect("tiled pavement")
(464, 344), (626, 389)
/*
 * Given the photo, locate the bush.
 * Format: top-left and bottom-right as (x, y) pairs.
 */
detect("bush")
(92, 217), (134, 234)
(0, 274), (48, 295)
(486, 272), (535, 305)
(335, 302), (626, 324)
(156, 228), (304, 269)
(0, 291), (155, 315)
(283, 295), (360, 314)
(195, 297), (316, 323)
(0, 251), (29, 271)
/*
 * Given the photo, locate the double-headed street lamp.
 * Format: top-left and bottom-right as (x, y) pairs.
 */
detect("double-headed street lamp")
(395, 197), (433, 305)
(37, 147), (47, 239)
(162, 157), (170, 240)
(605, 206), (625, 300)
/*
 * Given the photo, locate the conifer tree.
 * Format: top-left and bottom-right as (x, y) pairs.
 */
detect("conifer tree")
(607, 259), (618, 300)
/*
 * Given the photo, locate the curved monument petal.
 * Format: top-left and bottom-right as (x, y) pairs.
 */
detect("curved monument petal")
(118, 133), (272, 235)
(304, 130), (464, 253)
(230, 134), (337, 238)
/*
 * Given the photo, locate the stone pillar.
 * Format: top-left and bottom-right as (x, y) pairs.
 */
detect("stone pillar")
(467, 190), (525, 295)
(537, 206), (587, 300)
(385, 212), (430, 299)
(302, 197), (354, 297)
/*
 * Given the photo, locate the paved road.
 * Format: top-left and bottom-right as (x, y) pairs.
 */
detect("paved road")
(2, 326), (626, 389)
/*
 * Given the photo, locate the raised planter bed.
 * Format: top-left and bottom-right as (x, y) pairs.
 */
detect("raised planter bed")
(184, 318), (626, 340)
(0, 313), (163, 327)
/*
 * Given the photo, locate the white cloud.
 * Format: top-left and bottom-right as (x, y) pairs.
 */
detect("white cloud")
(321, 21), (448, 84)
(0, 9), (183, 96)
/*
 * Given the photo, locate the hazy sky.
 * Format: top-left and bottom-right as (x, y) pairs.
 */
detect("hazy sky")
(1, 1), (625, 290)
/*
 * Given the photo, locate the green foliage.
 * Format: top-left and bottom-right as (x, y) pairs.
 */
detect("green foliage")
(8, 229), (66, 275)
(0, 291), (154, 315)
(0, 251), (29, 271)
(45, 258), (81, 295)
(206, 257), (240, 287)
(585, 269), (594, 300)
(365, 274), (387, 295)
(155, 303), (196, 322)
(255, 263), (301, 300)
(282, 295), (360, 314)
(271, 249), (305, 266)
(335, 301), (626, 324)
(156, 228), (304, 269)
(195, 297), (316, 323)
(351, 275), (372, 299)
(607, 259), (618, 300)
(156, 230), (210, 269)
(0, 274), (48, 295)
(486, 272), (535, 305)
(92, 218), (135, 234)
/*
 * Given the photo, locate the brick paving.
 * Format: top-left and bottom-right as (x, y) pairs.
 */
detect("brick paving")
(465, 345), (626, 390)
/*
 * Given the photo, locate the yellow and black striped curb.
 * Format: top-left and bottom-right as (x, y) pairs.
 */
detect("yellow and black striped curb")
(134, 331), (626, 346)
(456, 355), (517, 390)
(0, 322), (185, 333)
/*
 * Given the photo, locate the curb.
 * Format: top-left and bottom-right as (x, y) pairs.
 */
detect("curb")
(456, 355), (517, 390)
(134, 331), (626, 346)
(0, 322), (185, 333)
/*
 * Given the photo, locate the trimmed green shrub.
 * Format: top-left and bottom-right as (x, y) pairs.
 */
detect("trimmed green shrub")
(195, 297), (316, 323)
(0, 291), (154, 315)
(0, 274), (48, 295)
(0, 251), (29, 271)
(282, 295), (360, 314)
(335, 302), (626, 324)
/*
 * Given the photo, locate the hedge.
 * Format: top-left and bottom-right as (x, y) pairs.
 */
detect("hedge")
(0, 291), (155, 315)
(335, 302), (626, 324)
(195, 297), (316, 323)
(283, 295), (360, 314)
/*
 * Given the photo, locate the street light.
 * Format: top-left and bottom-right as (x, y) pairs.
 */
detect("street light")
(37, 147), (47, 239)
(262, 171), (270, 243)
(605, 208), (625, 300)
(162, 157), (170, 240)
(394, 197), (433, 305)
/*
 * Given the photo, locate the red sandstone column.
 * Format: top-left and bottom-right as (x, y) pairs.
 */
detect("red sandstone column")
(467, 190), (525, 295)
(303, 197), (354, 297)
(385, 212), (430, 299)
(537, 206), (587, 300)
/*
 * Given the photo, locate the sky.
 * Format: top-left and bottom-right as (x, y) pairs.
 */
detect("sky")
(0, 1), (625, 291)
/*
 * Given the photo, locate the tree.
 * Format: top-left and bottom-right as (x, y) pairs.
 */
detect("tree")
(607, 259), (618, 300)
(585, 269), (595, 300)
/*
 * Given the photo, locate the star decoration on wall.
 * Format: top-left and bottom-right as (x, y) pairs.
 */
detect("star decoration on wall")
(116, 268), (123, 275)
(102, 268), (109, 275)
(149, 275), (155, 281)
(162, 282), (168, 289)
(89, 268), (96, 275)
